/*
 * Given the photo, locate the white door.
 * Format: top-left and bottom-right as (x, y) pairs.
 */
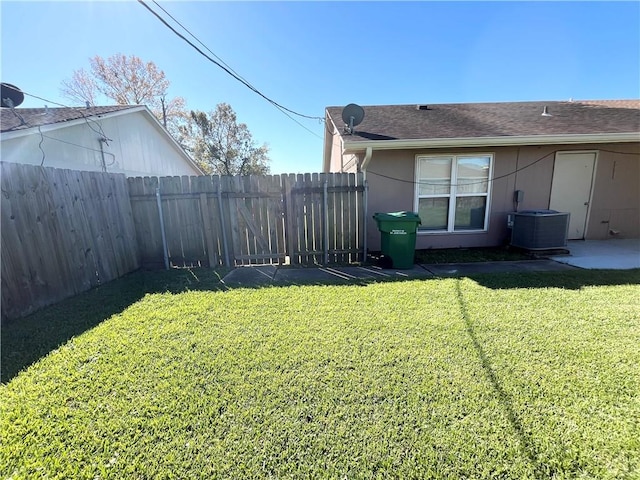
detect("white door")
(549, 152), (596, 240)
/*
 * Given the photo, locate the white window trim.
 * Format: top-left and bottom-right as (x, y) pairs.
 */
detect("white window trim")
(414, 153), (494, 234)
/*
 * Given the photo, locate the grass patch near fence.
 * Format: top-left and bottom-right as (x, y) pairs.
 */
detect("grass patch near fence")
(1, 270), (639, 479)
(1, 267), (227, 383)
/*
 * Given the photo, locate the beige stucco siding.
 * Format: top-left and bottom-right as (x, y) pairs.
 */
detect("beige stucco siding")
(366, 147), (516, 250)
(510, 146), (557, 211)
(325, 127), (362, 173)
(360, 143), (639, 250)
(587, 144), (640, 239)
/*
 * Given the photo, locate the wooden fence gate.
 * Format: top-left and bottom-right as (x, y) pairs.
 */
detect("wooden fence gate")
(127, 172), (365, 268)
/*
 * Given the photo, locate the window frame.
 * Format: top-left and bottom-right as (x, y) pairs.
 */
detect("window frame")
(414, 153), (494, 234)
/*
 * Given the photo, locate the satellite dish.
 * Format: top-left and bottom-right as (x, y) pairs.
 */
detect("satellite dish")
(341, 103), (364, 134)
(1, 83), (24, 108)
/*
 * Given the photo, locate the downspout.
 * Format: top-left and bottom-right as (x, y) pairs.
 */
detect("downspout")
(361, 147), (373, 179)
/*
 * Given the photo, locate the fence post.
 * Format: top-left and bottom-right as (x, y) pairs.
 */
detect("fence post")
(217, 186), (231, 268)
(282, 174), (296, 265)
(323, 180), (329, 265)
(156, 186), (169, 270)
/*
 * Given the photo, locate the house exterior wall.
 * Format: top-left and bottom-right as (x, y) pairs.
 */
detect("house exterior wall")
(587, 144), (640, 239)
(353, 142), (639, 250)
(0, 111), (200, 177)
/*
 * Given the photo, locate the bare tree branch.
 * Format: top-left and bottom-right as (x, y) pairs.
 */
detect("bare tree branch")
(60, 53), (184, 137)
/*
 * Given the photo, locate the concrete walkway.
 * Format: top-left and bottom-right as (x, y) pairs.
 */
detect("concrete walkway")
(222, 239), (640, 288)
(221, 260), (577, 288)
(223, 239), (640, 287)
(551, 239), (640, 270)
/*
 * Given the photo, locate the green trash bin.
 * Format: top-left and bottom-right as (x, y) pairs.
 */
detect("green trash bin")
(373, 211), (422, 269)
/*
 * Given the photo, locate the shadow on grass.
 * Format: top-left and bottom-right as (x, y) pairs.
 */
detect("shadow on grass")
(3, 266), (638, 383)
(1, 267), (228, 383)
(455, 280), (551, 478)
(265, 267), (640, 292)
(465, 268), (640, 290)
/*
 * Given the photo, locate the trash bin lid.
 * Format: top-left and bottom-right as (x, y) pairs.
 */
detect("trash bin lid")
(373, 211), (422, 222)
(517, 209), (560, 215)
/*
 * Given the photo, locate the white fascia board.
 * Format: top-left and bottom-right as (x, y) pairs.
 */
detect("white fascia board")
(1, 106), (205, 175)
(343, 132), (640, 155)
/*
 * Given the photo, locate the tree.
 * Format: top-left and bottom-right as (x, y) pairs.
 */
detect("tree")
(181, 104), (270, 175)
(61, 54), (186, 137)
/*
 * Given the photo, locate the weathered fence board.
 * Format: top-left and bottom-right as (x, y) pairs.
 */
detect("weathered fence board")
(1, 162), (140, 320)
(2, 164), (365, 321)
(128, 172), (365, 269)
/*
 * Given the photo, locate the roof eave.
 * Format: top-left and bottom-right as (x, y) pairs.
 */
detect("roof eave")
(0, 106), (205, 175)
(342, 132), (640, 154)
(0, 106), (146, 140)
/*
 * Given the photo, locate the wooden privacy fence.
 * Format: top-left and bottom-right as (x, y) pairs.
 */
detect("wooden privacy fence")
(1, 162), (139, 320)
(1, 163), (365, 320)
(127, 172), (366, 268)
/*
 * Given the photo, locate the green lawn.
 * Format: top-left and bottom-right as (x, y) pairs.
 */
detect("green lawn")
(1, 270), (639, 479)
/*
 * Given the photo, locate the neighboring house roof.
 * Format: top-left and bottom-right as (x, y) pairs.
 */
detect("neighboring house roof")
(325, 100), (640, 158)
(0, 105), (137, 133)
(1, 105), (204, 175)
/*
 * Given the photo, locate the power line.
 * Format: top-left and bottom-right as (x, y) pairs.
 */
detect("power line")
(137, 0), (324, 123)
(369, 151), (553, 187)
(21, 91), (110, 140)
(142, 0), (324, 140)
(150, 0), (250, 88)
(40, 134), (116, 165)
(366, 148), (639, 187)
(6, 89), (117, 167)
(37, 126), (46, 166)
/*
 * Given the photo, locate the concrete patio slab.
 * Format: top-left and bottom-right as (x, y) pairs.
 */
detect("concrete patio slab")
(551, 239), (640, 270)
(271, 264), (433, 285)
(221, 265), (277, 288)
(220, 241), (640, 289)
(220, 259), (581, 289)
(222, 264), (437, 288)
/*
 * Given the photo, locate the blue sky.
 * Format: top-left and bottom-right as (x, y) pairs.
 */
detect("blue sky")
(2, 1), (639, 174)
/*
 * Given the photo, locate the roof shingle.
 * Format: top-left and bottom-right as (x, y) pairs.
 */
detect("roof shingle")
(0, 105), (138, 133)
(326, 100), (640, 142)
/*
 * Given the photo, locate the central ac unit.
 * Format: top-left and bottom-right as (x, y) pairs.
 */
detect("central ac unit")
(510, 210), (570, 250)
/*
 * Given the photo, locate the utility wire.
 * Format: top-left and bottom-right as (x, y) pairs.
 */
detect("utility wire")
(137, 0), (324, 123)
(7, 89), (117, 167)
(150, 0), (320, 139)
(367, 148), (638, 188)
(37, 126), (46, 166)
(151, 0), (250, 88)
(370, 151), (554, 188)
(150, 0), (324, 141)
(148, 0), (325, 138)
(41, 134), (117, 166)
(21, 91), (110, 141)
